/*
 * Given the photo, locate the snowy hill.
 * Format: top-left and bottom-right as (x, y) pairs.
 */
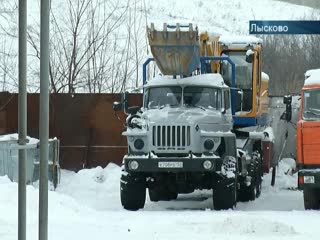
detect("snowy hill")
(0, 0), (318, 92)
(145, 0), (315, 34)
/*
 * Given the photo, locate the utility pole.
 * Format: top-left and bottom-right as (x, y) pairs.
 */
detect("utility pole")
(18, 0), (27, 239)
(39, 0), (50, 240)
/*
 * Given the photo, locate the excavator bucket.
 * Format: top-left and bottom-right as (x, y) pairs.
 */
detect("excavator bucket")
(147, 23), (200, 76)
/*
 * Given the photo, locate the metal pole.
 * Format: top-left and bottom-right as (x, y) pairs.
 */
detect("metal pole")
(18, 0), (27, 239)
(39, 0), (50, 240)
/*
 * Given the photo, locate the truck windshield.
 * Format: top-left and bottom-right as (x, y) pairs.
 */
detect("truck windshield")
(183, 87), (221, 110)
(145, 86), (221, 110)
(146, 87), (182, 109)
(303, 89), (320, 120)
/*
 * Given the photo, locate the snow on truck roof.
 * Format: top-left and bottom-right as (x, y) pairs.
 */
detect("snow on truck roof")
(145, 74), (228, 88)
(261, 72), (269, 82)
(304, 69), (320, 86)
(219, 35), (263, 45)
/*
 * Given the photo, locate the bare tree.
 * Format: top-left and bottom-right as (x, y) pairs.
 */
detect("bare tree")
(27, 0), (131, 93)
(0, 1), (18, 91)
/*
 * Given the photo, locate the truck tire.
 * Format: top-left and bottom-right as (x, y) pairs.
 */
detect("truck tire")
(213, 178), (237, 210)
(237, 183), (255, 202)
(255, 170), (262, 198)
(255, 153), (263, 198)
(120, 173), (146, 211)
(238, 152), (262, 202)
(238, 173), (261, 201)
(304, 188), (320, 210)
(148, 187), (178, 201)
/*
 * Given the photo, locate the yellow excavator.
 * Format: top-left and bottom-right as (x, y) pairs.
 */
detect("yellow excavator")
(199, 31), (269, 126)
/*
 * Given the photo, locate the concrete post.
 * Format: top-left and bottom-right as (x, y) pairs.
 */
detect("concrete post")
(18, 0), (27, 239)
(39, 0), (50, 239)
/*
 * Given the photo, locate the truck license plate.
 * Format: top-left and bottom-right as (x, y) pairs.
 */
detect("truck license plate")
(158, 162), (183, 168)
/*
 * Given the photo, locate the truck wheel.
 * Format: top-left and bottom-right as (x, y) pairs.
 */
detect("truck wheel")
(148, 187), (178, 201)
(213, 178), (237, 210)
(237, 183), (256, 202)
(238, 174), (261, 201)
(255, 154), (263, 198)
(120, 173), (146, 211)
(238, 152), (262, 202)
(304, 188), (320, 210)
(255, 179), (262, 198)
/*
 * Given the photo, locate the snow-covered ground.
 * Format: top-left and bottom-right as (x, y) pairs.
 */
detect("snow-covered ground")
(1, 159), (319, 240)
(1, 1), (320, 239)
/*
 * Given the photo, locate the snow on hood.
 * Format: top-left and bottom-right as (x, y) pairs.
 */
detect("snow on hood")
(142, 106), (230, 126)
(304, 68), (320, 86)
(145, 74), (227, 88)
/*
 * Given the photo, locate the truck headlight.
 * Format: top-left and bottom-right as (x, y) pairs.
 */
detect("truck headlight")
(129, 160), (139, 170)
(134, 139), (144, 150)
(203, 160), (213, 170)
(204, 139), (214, 150)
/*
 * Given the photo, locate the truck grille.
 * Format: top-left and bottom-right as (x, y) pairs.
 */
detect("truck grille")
(152, 125), (191, 149)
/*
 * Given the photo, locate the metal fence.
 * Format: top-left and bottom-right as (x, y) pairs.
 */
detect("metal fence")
(0, 136), (60, 188)
(0, 93), (143, 171)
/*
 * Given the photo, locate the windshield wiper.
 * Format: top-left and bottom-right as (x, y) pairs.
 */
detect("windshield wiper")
(305, 110), (320, 116)
(157, 104), (180, 109)
(194, 104), (206, 111)
(185, 104), (206, 111)
(309, 107), (320, 113)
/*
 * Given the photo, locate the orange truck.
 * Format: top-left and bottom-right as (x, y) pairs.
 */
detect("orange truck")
(297, 69), (320, 210)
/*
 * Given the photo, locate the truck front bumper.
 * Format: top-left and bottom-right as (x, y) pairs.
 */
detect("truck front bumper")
(123, 155), (222, 173)
(298, 169), (320, 190)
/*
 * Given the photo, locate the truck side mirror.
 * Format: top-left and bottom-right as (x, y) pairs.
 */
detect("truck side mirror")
(112, 92), (128, 112)
(281, 95), (292, 122)
(113, 102), (122, 112)
(283, 95), (292, 105)
(245, 49), (254, 63)
(122, 91), (129, 111)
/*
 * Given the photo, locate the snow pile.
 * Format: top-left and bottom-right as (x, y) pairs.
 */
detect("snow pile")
(275, 158), (297, 189)
(304, 68), (320, 86)
(0, 133), (39, 145)
(56, 163), (123, 211)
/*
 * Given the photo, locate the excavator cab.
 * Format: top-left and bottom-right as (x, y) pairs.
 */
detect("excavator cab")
(200, 33), (266, 127)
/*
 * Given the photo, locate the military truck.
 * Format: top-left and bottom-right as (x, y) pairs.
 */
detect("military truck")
(114, 24), (271, 210)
